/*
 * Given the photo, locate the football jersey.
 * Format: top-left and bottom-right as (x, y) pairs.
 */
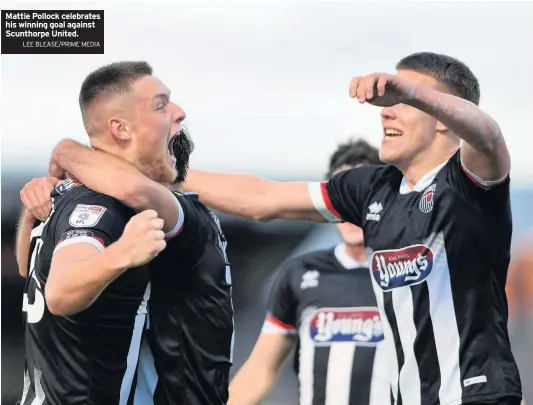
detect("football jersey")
(134, 192), (234, 405)
(308, 151), (522, 405)
(20, 179), (151, 405)
(263, 244), (391, 405)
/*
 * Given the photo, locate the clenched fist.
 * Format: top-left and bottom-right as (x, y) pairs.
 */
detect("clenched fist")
(118, 210), (166, 268)
(349, 73), (417, 107)
(20, 177), (59, 221)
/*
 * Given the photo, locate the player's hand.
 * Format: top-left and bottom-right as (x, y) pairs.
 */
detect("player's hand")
(118, 210), (166, 267)
(20, 177), (59, 221)
(349, 73), (417, 107)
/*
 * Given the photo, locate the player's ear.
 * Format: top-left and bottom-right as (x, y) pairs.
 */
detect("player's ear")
(108, 116), (131, 142)
(436, 120), (448, 134)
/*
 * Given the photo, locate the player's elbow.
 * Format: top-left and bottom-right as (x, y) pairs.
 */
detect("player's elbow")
(120, 177), (152, 210)
(45, 286), (82, 316)
(18, 265), (28, 278)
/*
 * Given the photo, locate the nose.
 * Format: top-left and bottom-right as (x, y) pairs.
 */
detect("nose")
(380, 105), (397, 121)
(170, 102), (186, 124)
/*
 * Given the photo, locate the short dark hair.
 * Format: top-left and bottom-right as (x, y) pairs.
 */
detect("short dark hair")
(325, 138), (381, 179)
(396, 52), (480, 105)
(79, 61), (153, 114)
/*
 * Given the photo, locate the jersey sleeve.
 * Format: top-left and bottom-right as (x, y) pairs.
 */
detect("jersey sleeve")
(53, 193), (132, 256)
(162, 192), (213, 265)
(445, 150), (510, 210)
(262, 262), (298, 335)
(308, 165), (379, 226)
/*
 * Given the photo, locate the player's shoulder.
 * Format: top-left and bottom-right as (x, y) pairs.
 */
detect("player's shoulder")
(52, 179), (134, 224)
(336, 163), (401, 190)
(282, 248), (337, 276)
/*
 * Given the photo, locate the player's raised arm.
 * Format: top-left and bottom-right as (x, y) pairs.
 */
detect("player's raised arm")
(350, 69), (510, 185)
(50, 139), (181, 235)
(408, 85), (510, 185)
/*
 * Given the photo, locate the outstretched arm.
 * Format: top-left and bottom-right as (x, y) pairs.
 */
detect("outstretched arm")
(409, 86), (510, 185)
(50, 139), (181, 235)
(183, 170), (325, 222)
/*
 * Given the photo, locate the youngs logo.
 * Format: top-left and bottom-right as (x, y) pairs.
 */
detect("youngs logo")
(372, 245), (434, 291)
(309, 307), (384, 346)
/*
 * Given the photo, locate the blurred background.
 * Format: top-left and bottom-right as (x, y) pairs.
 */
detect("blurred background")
(2, 1), (532, 404)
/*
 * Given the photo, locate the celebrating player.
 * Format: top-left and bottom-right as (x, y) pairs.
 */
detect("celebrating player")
(228, 139), (392, 405)
(18, 62), (234, 405)
(183, 52), (523, 405)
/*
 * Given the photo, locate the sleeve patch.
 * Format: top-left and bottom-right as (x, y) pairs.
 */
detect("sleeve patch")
(60, 229), (94, 241)
(69, 204), (107, 228)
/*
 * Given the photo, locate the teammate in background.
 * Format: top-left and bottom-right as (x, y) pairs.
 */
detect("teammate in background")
(228, 139), (391, 405)
(183, 52), (523, 405)
(19, 61), (234, 405)
(15, 61), (180, 405)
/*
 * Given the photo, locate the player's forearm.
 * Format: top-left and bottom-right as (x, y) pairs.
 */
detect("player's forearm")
(52, 140), (144, 205)
(16, 208), (36, 278)
(45, 242), (130, 316)
(408, 86), (504, 153)
(228, 366), (278, 405)
(53, 140), (178, 232)
(183, 170), (278, 221)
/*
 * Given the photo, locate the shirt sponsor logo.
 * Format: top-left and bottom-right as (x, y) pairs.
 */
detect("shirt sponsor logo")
(366, 201), (383, 222)
(69, 204), (106, 228)
(371, 245), (434, 291)
(309, 307), (384, 346)
(55, 176), (82, 195)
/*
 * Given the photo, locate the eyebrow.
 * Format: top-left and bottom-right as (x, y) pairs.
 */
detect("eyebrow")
(153, 92), (170, 103)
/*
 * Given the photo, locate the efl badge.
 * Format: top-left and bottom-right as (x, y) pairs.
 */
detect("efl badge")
(419, 184), (436, 214)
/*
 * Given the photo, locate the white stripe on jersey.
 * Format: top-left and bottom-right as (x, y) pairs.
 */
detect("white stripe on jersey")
(369, 340), (393, 405)
(120, 282), (151, 405)
(19, 368), (31, 404)
(426, 233), (462, 403)
(308, 182), (342, 223)
(53, 235), (105, 255)
(134, 336), (158, 405)
(325, 343), (356, 405)
(392, 286), (422, 405)
(299, 307), (317, 405)
(367, 248), (400, 404)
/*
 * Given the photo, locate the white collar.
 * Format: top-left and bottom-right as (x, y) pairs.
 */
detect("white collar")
(334, 243), (368, 270)
(399, 160), (448, 194)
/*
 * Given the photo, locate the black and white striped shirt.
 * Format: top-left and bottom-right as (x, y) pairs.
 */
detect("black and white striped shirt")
(263, 244), (391, 405)
(308, 151), (522, 405)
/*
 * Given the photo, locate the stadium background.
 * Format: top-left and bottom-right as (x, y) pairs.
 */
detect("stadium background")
(2, 1), (533, 404)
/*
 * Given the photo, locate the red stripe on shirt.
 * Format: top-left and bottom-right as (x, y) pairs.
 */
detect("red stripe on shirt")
(266, 314), (295, 331)
(320, 182), (341, 218)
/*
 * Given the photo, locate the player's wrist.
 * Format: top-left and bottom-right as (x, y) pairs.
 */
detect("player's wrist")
(104, 240), (136, 270)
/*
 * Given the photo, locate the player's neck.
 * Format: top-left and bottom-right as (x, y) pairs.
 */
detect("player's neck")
(402, 148), (457, 189)
(344, 243), (367, 264)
